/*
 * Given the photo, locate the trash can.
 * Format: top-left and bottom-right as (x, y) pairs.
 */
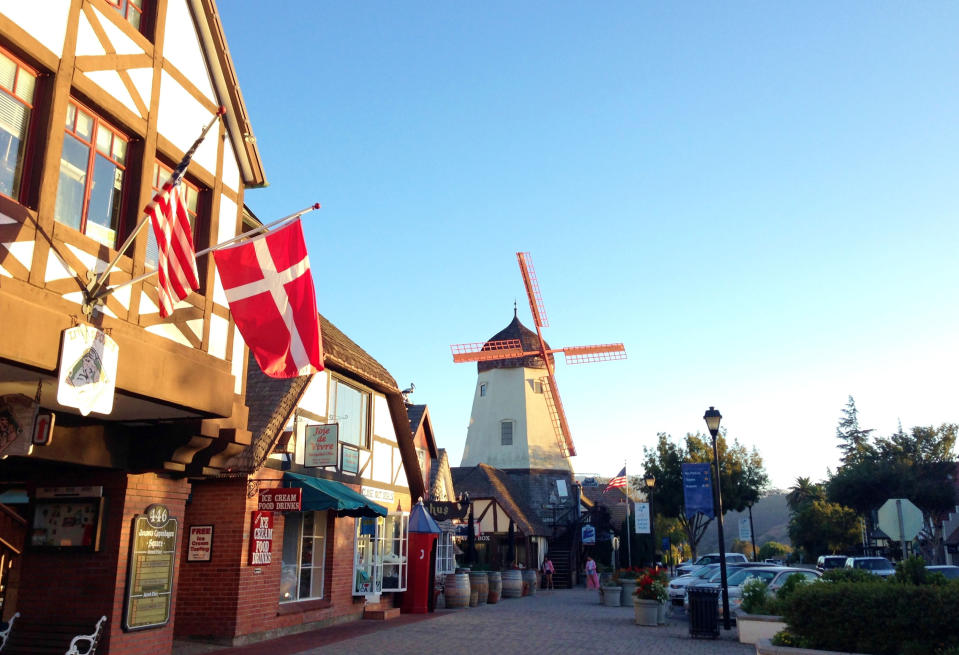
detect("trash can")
(687, 586), (720, 639)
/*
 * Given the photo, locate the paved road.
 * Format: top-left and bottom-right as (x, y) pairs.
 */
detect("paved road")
(286, 588), (751, 655)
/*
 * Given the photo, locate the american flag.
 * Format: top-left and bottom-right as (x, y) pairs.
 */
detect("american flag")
(603, 467), (627, 494)
(147, 157), (199, 318)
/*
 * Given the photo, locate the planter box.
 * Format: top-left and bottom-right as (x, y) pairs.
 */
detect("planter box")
(601, 586), (622, 607)
(755, 638), (864, 655)
(619, 579), (637, 605)
(633, 599), (659, 626)
(737, 614), (786, 645)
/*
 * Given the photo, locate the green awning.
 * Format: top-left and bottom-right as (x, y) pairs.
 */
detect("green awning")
(283, 471), (387, 517)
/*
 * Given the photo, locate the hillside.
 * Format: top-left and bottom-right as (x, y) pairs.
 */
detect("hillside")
(694, 492), (790, 554)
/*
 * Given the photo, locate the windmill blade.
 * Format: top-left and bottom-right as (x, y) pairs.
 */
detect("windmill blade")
(562, 343), (627, 365)
(450, 339), (524, 363)
(541, 373), (576, 457)
(517, 252), (549, 328)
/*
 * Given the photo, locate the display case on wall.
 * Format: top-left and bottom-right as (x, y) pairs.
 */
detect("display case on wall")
(30, 486), (104, 551)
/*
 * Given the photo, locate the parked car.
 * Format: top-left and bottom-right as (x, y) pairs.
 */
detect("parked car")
(843, 556), (896, 577)
(682, 563), (768, 611)
(668, 563), (720, 606)
(724, 567), (822, 613)
(816, 555), (848, 572)
(925, 565), (959, 580)
(675, 552), (749, 577)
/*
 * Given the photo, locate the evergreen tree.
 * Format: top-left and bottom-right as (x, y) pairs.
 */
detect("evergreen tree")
(836, 395), (875, 464)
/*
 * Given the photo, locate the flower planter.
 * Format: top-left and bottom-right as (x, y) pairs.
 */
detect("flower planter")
(601, 586), (622, 607)
(657, 600), (667, 625)
(633, 598), (659, 626)
(737, 614), (787, 645)
(619, 579), (637, 605)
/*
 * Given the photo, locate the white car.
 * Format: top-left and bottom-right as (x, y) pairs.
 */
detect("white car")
(675, 552), (749, 577)
(668, 563), (720, 606)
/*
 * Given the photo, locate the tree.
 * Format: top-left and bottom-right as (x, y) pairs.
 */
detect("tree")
(786, 477), (823, 511)
(640, 431), (769, 559)
(788, 499), (860, 561)
(732, 538), (756, 560)
(836, 395), (875, 465)
(758, 541), (792, 561)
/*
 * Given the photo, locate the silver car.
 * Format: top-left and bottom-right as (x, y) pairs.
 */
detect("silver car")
(668, 563), (720, 606)
(844, 556), (895, 578)
(724, 567), (821, 614)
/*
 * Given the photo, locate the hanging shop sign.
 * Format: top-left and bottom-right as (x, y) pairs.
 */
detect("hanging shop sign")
(257, 487), (302, 511)
(304, 423), (338, 468)
(0, 393), (37, 457)
(57, 325), (119, 416)
(187, 525), (214, 562)
(426, 501), (469, 521)
(249, 510), (274, 565)
(341, 445), (359, 474)
(124, 504), (178, 631)
(582, 524), (596, 545)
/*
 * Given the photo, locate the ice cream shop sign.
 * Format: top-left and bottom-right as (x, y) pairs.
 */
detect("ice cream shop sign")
(249, 511), (274, 565)
(257, 488), (302, 511)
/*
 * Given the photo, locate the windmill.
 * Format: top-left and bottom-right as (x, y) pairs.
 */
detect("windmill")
(450, 252), (626, 459)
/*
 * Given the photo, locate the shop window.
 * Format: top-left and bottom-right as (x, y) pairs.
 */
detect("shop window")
(107, 0), (145, 31)
(279, 510), (327, 603)
(501, 421), (513, 446)
(353, 513), (408, 596)
(329, 378), (370, 449)
(0, 48), (37, 201)
(145, 161), (201, 269)
(54, 100), (128, 249)
(435, 531), (455, 577)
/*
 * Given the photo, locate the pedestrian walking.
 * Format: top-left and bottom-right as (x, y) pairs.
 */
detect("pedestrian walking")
(585, 555), (600, 589)
(543, 556), (555, 591)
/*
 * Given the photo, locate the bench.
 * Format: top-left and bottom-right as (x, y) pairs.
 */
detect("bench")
(1, 615), (106, 655)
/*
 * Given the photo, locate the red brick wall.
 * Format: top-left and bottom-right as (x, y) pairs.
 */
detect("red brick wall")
(107, 473), (190, 655)
(17, 471), (189, 655)
(173, 477), (249, 640)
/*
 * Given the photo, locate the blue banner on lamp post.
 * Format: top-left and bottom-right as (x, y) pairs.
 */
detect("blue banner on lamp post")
(682, 462), (715, 519)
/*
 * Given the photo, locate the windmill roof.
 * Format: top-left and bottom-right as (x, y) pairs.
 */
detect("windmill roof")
(477, 311), (553, 373)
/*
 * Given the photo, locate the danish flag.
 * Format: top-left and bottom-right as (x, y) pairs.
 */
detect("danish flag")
(213, 219), (323, 378)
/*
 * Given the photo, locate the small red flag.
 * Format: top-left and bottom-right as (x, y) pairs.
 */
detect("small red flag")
(213, 219), (323, 378)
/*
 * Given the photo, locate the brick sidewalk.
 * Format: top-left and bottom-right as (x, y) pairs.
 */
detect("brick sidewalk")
(176, 588), (753, 655)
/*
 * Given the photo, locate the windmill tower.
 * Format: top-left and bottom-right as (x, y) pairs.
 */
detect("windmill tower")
(451, 252), (626, 473)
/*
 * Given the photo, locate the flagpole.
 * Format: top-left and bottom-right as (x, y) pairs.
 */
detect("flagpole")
(85, 108), (226, 304)
(90, 204), (321, 302)
(625, 459), (632, 568)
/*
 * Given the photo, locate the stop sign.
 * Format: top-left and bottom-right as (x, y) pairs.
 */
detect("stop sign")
(877, 498), (923, 542)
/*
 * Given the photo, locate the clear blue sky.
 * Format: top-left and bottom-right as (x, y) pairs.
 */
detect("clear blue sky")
(219, 2), (959, 489)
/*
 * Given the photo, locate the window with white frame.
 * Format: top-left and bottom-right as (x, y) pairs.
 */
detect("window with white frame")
(279, 511), (327, 602)
(330, 378), (370, 449)
(353, 513), (408, 596)
(501, 421), (513, 446)
(435, 530), (455, 576)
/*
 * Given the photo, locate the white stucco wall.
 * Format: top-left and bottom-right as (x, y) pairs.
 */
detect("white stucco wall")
(461, 366), (572, 472)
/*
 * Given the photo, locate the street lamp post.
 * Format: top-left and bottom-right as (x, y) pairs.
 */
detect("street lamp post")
(704, 406), (732, 631)
(644, 473), (656, 567)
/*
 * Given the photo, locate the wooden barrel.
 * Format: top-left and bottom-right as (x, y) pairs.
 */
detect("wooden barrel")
(469, 571), (488, 606)
(501, 570), (523, 598)
(522, 569), (537, 596)
(444, 573), (471, 609)
(486, 571), (502, 604)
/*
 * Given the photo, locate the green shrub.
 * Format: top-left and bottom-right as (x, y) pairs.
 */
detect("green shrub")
(739, 578), (771, 615)
(894, 555), (928, 585)
(781, 580), (959, 654)
(822, 567), (879, 583)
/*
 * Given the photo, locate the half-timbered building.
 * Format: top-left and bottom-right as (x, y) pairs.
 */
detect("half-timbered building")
(0, 1), (265, 652)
